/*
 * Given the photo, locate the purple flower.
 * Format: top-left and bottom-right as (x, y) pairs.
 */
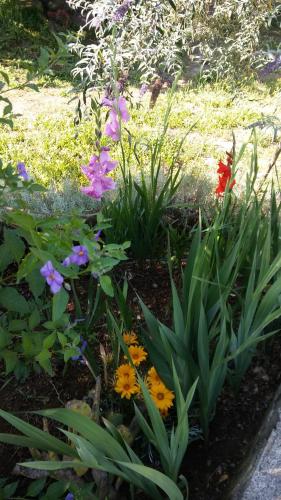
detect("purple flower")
(81, 176), (116, 200)
(72, 337), (88, 361)
(17, 162), (29, 181)
(65, 494), (74, 500)
(102, 96), (129, 141)
(62, 256), (72, 267)
(113, 0), (131, 21)
(81, 149), (118, 200)
(71, 245), (89, 265)
(260, 55), (281, 77)
(40, 261), (64, 294)
(63, 245), (89, 267)
(140, 83), (149, 97)
(95, 230), (102, 241)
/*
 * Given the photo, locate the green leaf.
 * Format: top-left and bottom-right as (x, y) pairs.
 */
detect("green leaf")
(27, 268), (46, 298)
(100, 275), (114, 297)
(52, 288), (69, 322)
(9, 320), (27, 332)
(2, 350), (18, 374)
(0, 70), (9, 84)
(3, 480), (18, 498)
(0, 243), (14, 272)
(25, 83), (39, 92)
(0, 287), (29, 314)
(64, 347), (79, 362)
(4, 228), (25, 263)
(0, 328), (11, 349)
(45, 480), (67, 497)
(117, 462), (183, 500)
(0, 409), (77, 457)
(43, 332), (57, 350)
(26, 477), (47, 497)
(35, 349), (53, 375)
(57, 332), (67, 347)
(29, 308), (41, 329)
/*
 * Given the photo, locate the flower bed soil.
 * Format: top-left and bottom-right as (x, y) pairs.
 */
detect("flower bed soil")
(0, 261), (281, 499)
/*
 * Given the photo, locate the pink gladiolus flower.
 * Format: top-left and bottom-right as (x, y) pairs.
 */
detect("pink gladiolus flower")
(40, 261), (64, 294)
(81, 148), (117, 200)
(81, 176), (116, 200)
(102, 96), (129, 141)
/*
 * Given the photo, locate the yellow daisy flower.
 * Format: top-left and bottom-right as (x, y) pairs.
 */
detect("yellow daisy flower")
(115, 376), (140, 399)
(127, 345), (148, 366)
(123, 331), (138, 345)
(149, 382), (175, 414)
(116, 363), (135, 380)
(147, 366), (162, 386)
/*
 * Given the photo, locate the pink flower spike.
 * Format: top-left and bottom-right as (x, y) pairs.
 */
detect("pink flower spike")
(105, 114), (120, 141)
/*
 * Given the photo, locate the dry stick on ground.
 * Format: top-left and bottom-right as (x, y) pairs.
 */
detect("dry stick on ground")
(257, 141), (281, 193)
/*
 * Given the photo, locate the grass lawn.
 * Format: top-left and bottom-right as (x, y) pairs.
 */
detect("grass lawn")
(0, 80), (281, 212)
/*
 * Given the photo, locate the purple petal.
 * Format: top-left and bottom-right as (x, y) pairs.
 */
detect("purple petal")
(40, 260), (54, 278)
(17, 162), (29, 181)
(118, 96), (130, 122)
(95, 230), (102, 241)
(50, 280), (62, 294)
(101, 96), (113, 108)
(105, 119), (120, 141)
(62, 256), (72, 267)
(53, 270), (64, 285)
(101, 176), (116, 191)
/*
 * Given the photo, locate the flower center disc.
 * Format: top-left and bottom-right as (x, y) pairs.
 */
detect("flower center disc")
(157, 393), (164, 400)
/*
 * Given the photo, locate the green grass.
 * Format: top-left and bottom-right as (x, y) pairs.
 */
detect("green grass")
(0, 79), (280, 212)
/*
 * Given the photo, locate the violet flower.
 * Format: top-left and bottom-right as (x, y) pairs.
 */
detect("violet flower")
(40, 261), (64, 294)
(81, 149), (118, 200)
(65, 493), (74, 500)
(113, 0), (131, 21)
(72, 337), (88, 361)
(139, 83), (149, 97)
(17, 162), (29, 181)
(63, 245), (89, 267)
(81, 176), (116, 199)
(102, 96), (129, 141)
(71, 245), (89, 265)
(95, 230), (102, 241)
(260, 55), (281, 78)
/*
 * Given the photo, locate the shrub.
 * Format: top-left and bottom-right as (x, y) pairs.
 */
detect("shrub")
(67, 0), (279, 91)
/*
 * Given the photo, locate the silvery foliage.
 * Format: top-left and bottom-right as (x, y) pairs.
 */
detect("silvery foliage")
(66, 0), (195, 87)
(66, 0), (279, 88)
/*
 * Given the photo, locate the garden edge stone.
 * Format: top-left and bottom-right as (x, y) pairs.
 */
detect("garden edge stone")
(228, 382), (281, 500)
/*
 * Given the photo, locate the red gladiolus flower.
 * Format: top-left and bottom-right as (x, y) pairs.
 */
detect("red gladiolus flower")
(215, 152), (235, 197)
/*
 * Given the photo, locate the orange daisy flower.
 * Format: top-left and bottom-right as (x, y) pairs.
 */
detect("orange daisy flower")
(127, 345), (147, 366)
(123, 331), (138, 345)
(147, 366), (162, 386)
(115, 376), (140, 399)
(116, 363), (135, 380)
(149, 382), (175, 414)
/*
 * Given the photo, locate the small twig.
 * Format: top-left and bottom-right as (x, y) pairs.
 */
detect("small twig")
(49, 379), (64, 405)
(258, 141), (281, 192)
(92, 375), (101, 423)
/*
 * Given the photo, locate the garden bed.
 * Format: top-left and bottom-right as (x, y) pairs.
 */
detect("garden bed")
(1, 260), (281, 499)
